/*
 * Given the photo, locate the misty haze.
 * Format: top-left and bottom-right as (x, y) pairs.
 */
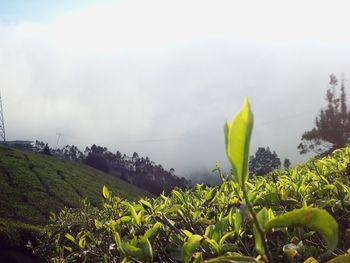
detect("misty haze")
(1, 1), (350, 262)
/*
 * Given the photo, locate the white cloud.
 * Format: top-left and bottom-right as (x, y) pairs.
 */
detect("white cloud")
(1, 0), (350, 175)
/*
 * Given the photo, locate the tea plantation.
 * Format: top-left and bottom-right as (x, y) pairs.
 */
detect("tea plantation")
(34, 100), (350, 263)
(0, 144), (150, 260)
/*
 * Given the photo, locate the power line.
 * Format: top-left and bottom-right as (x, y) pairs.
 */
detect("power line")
(60, 108), (319, 146)
(114, 109), (319, 144)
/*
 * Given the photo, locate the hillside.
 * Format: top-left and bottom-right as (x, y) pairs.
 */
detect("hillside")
(0, 145), (150, 226)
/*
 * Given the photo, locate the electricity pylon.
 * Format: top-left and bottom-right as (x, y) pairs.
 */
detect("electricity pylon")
(0, 90), (6, 141)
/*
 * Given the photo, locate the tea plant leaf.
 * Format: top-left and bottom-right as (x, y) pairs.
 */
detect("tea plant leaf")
(205, 238), (220, 254)
(102, 185), (110, 200)
(144, 222), (162, 243)
(65, 233), (75, 243)
(204, 254), (256, 262)
(265, 208), (338, 254)
(182, 234), (203, 263)
(139, 238), (153, 261)
(114, 232), (124, 254)
(94, 219), (102, 229)
(211, 218), (229, 242)
(78, 237), (85, 249)
(122, 242), (142, 258)
(253, 208), (269, 255)
(327, 254), (350, 263)
(64, 246), (73, 252)
(140, 199), (153, 211)
(126, 203), (141, 226)
(304, 257), (319, 263)
(254, 192), (281, 206)
(225, 97), (253, 185)
(232, 210), (242, 236)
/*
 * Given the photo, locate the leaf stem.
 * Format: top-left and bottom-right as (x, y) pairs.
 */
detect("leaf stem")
(242, 187), (274, 263)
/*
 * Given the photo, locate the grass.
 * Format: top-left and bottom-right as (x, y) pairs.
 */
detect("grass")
(0, 144), (150, 253)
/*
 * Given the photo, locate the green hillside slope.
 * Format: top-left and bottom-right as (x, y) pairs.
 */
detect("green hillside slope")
(0, 145), (150, 226)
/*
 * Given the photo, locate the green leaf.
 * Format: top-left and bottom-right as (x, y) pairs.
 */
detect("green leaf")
(256, 207), (269, 231)
(254, 192), (281, 206)
(219, 231), (235, 246)
(94, 219), (102, 229)
(225, 97), (254, 185)
(65, 233), (75, 243)
(211, 218), (229, 242)
(140, 199), (153, 211)
(102, 185), (110, 199)
(204, 254), (256, 262)
(265, 208), (338, 254)
(253, 208), (269, 256)
(233, 211), (242, 236)
(205, 238), (220, 254)
(182, 234), (203, 263)
(64, 246), (73, 252)
(78, 237), (85, 249)
(126, 203), (141, 226)
(139, 238), (153, 261)
(182, 229), (194, 238)
(122, 242), (142, 258)
(327, 254), (350, 263)
(114, 232), (124, 254)
(144, 222), (162, 243)
(304, 257), (319, 263)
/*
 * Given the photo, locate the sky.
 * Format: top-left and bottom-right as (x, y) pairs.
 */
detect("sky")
(1, 0), (350, 177)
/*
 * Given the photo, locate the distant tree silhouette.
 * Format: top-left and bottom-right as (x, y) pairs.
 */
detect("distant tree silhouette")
(84, 144), (110, 173)
(33, 140), (46, 152)
(32, 141), (190, 194)
(249, 147), (281, 176)
(61, 145), (84, 161)
(283, 158), (291, 169)
(42, 144), (52, 156)
(298, 74), (350, 155)
(85, 154), (109, 173)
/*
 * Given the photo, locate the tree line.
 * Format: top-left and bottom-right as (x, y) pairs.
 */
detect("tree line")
(34, 73), (350, 183)
(248, 74), (350, 177)
(32, 142), (190, 195)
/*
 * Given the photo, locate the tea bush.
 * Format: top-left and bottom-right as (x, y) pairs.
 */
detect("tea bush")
(34, 99), (350, 262)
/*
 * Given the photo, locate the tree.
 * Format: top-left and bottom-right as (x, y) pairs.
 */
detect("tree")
(84, 144), (110, 173)
(298, 74), (350, 155)
(42, 143), (52, 156)
(61, 145), (84, 161)
(283, 158), (291, 169)
(85, 154), (109, 173)
(249, 147), (281, 176)
(33, 140), (46, 152)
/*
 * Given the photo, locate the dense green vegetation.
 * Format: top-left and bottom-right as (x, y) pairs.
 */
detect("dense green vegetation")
(0, 144), (149, 258)
(34, 99), (350, 262)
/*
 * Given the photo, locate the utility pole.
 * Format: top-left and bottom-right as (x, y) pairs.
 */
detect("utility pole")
(0, 90), (6, 142)
(55, 133), (63, 149)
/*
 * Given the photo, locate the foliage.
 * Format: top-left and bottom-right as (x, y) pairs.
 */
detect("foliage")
(42, 143), (52, 156)
(0, 144), (150, 258)
(85, 152), (110, 173)
(249, 147), (281, 176)
(34, 98), (350, 262)
(298, 74), (350, 155)
(0, 145), (149, 225)
(33, 142), (190, 195)
(284, 158), (291, 169)
(0, 219), (43, 248)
